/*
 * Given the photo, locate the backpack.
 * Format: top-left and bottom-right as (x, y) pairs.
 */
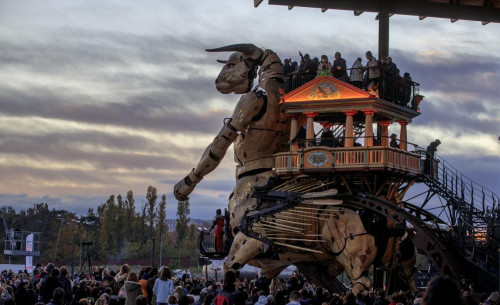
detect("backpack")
(213, 290), (234, 305)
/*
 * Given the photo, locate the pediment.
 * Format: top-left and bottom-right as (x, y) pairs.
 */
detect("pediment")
(282, 75), (374, 104)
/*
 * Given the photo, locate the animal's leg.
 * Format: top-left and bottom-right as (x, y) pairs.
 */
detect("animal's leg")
(224, 232), (263, 271)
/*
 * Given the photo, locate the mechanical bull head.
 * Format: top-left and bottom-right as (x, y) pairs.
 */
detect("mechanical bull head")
(206, 44), (264, 94)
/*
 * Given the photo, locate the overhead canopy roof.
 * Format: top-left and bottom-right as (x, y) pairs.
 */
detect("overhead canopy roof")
(255, 0), (500, 24)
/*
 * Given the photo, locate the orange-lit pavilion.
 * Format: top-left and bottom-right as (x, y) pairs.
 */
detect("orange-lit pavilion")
(274, 75), (423, 177)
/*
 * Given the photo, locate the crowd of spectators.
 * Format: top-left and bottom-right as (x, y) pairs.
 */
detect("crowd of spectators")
(282, 51), (416, 107)
(0, 263), (497, 305)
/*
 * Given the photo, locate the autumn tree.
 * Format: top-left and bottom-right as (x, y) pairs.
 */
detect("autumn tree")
(146, 186), (158, 240)
(176, 200), (191, 250)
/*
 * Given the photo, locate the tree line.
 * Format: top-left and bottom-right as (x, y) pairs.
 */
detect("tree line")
(0, 186), (203, 267)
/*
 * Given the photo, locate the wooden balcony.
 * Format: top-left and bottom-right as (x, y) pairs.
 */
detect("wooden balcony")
(274, 146), (421, 176)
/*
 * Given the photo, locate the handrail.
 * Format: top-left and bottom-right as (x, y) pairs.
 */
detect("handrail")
(430, 153), (499, 215)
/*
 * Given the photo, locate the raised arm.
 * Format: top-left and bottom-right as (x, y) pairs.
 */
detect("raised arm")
(174, 91), (264, 201)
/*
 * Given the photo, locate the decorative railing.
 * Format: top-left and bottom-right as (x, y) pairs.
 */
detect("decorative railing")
(274, 146), (421, 175)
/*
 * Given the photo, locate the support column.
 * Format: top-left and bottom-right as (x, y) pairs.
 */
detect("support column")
(362, 109), (377, 147)
(304, 112), (317, 147)
(342, 110), (357, 147)
(378, 12), (390, 59)
(289, 115), (299, 152)
(398, 121), (409, 151)
(379, 121), (392, 147)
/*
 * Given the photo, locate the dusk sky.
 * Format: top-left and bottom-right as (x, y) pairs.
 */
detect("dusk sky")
(0, 0), (498, 220)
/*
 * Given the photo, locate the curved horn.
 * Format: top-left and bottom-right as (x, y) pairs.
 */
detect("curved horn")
(206, 43), (256, 54)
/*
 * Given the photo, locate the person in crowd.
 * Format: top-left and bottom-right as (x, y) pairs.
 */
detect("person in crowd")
(317, 55), (333, 77)
(40, 267), (61, 303)
(153, 267), (175, 305)
(15, 281), (35, 305)
(403, 72), (413, 105)
(299, 52), (318, 75)
(202, 293), (214, 305)
(79, 298), (90, 305)
(96, 297), (109, 305)
(115, 264), (131, 290)
(364, 51), (380, 93)
(148, 267), (159, 305)
(254, 270), (270, 296)
(271, 290), (286, 305)
(168, 295), (179, 305)
(286, 272), (301, 292)
(332, 52), (347, 81)
(125, 273), (143, 305)
(484, 291), (499, 305)
(255, 294), (268, 305)
(355, 292), (367, 305)
(102, 268), (115, 283)
(138, 268), (149, 299)
(287, 291), (301, 305)
(350, 57), (364, 89)
(387, 57), (398, 75)
(136, 295), (148, 305)
(421, 274), (464, 305)
(46, 287), (65, 305)
(58, 266), (73, 304)
(299, 289), (309, 305)
(0, 286), (13, 305)
(283, 59), (295, 76)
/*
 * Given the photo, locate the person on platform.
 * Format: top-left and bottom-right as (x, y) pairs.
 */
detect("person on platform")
(283, 59), (295, 76)
(333, 52), (348, 81)
(365, 51), (380, 93)
(350, 57), (364, 89)
(210, 209), (225, 253)
(390, 134), (399, 149)
(426, 139), (441, 158)
(316, 55), (332, 77)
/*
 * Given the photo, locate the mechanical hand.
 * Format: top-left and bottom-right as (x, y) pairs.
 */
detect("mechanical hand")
(174, 168), (202, 201)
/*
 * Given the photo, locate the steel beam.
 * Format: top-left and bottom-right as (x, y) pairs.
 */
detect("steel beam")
(268, 0), (500, 23)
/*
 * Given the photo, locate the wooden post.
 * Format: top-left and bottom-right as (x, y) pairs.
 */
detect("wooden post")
(304, 112), (317, 147)
(398, 121), (408, 150)
(362, 109), (376, 147)
(290, 115), (299, 152)
(342, 110), (357, 147)
(379, 121), (392, 147)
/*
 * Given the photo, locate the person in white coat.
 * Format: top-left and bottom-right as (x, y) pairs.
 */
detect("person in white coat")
(350, 57), (364, 89)
(153, 267), (175, 305)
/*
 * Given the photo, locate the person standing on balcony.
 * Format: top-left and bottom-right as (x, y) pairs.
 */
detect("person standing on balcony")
(316, 55), (332, 77)
(333, 52), (347, 82)
(364, 51), (380, 94)
(350, 57), (364, 89)
(390, 134), (399, 148)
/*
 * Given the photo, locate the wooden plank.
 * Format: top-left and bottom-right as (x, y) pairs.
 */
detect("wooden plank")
(274, 242), (324, 253)
(270, 237), (325, 242)
(302, 199), (343, 205)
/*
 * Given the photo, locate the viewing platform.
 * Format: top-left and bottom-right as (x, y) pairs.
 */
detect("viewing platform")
(274, 75), (426, 178)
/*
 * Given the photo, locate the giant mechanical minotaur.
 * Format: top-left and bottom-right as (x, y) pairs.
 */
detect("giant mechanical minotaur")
(173, 44), (419, 293)
(174, 43), (292, 271)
